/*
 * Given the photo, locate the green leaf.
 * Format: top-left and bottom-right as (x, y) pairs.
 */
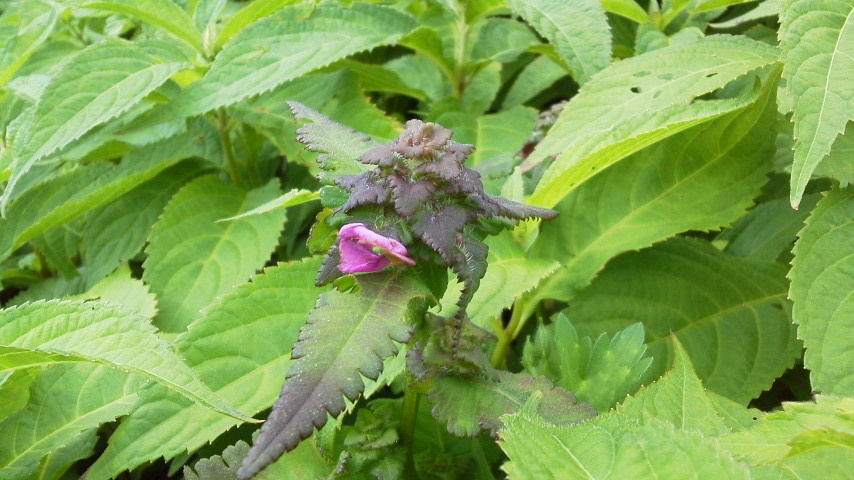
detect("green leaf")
(0, 300), (253, 422)
(0, 365), (140, 479)
(780, 0), (854, 207)
(218, 189), (319, 222)
(80, 0), (203, 53)
(720, 396), (854, 476)
(238, 270), (432, 478)
(523, 316), (652, 412)
(331, 59), (427, 101)
(814, 121), (854, 186)
(158, 3), (416, 119)
(501, 55), (567, 109)
(499, 397), (750, 479)
(471, 18), (539, 64)
(790, 187), (854, 396)
(143, 175), (284, 333)
(215, 0), (302, 51)
(85, 258), (324, 480)
(0, 1), (58, 85)
(568, 238), (800, 404)
(470, 106), (537, 171)
(525, 36), (779, 208)
(0, 369), (38, 419)
(81, 161), (204, 286)
(693, 0), (761, 13)
(73, 265), (159, 320)
(618, 338), (729, 436)
(530, 71), (778, 298)
(721, 194), (821, 261)
(32, 428), (98, 480)
(508, 0), (611, 85)
(4, 39), (186, 212)
(602, 0), (649, 23)
(0, 131), (212, 262)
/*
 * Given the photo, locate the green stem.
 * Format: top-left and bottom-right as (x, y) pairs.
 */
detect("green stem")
(452, 5), (469, 96)
(491, 297), (527, 369)
(217, 109), (242, 187)
(400, 386), (420, 479)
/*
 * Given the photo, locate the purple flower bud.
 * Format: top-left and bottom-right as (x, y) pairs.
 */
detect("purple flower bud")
(337, 223), (415, 274)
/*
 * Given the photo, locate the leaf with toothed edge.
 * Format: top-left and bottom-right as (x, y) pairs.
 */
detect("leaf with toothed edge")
(237, 269), (433, 479)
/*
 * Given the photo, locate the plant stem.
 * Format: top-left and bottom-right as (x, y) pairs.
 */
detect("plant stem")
(217, 109), (242, 187)
(400, 386), (420, 479)
(491, 297), (527, 369)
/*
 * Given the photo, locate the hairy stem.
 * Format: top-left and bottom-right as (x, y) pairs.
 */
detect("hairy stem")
(491, 297), (527, 369)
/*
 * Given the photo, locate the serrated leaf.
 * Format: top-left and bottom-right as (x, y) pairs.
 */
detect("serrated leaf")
(814, 121), (854, 186)
(85, 258), (324, 480)
(779, 0), (854, 206)
(0, 131), (211, 262)
(0, 365), (140, 479)
(0, 1), (58, 85)
(73, 265), (159, 319)
(568, 238), (800, 404)
(618, 338), (729, 436)
(602, 0), (648, 23)
(523, 316), (652, 412)
(238, 270), (432, 479)
(0, 300), (252, 422)
(0, 368), (38, 419)
(721, 194), (821, 261)
(525, 35), (779, 208)
(501, 55), (567, 109)
(157, 3), (416, 119)
(218, 189), (319, 222)
(81, 0), (203, 53)
(499, 397), (750, 479)
(143, 175), (283, 333)
(33, 427), (98, 480)
(215, 0), (302, 51)
(530, 71), (777, 299)
(471, 17), (539, 63)
(789, 187), (854, 396)
(508, 0), (610, 85)
(331, 59), (428, 100)
(3, 39), (187, 211)
(81, 161), (204, 286)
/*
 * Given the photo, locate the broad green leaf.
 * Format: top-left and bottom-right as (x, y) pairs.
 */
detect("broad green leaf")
(706, 391), (764, 432)
(780, 0), (854, 206)
(790, 187), (854, 396)
(709, 0), (779, 29)
(602, 0), (648, 23)
(0, 369), (38, 419)
(530, 71), (777, 298)
(157, 3), (416, 119)
(499, 398), (750, 479)
(218, 189), (319, 222)
(32, 428), (98, 480)
(720, 396), (854, 476)
(331, 59), (427, 100)
(501, 55), (567, 109)
(185, 438), (330, 480)
(215, 0), (302, 51)
(143, 175), (284, 333)
(471, 18), (539, 63)
(618, 338), (729, 437)
(0, 300), (252, 422)
(470, 106), (537, 172)
(814, 120), (854, 187)
(0, 131), (211, 262)
(525, 35), (779, 208)
(239, 270), (432, 478)
(3, 39), (186, 212)
(81, 161), (204, 286)
(523, 316), (652, 412)
(0, 1), (58, 85)
(508, 0), (611, 85)
(80, 0), (203, 53)
(31, 222), (81, 279)
(721, 194), (820, 261)
(0, 365), (140, 479)
(568, 238), (800, 404)
(85, 258), (324, 480)
(73, 265), (159, 319)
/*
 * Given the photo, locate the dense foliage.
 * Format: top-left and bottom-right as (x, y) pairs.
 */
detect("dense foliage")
(0, 0), (852, 479)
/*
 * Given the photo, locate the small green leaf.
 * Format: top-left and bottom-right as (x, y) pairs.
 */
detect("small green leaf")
(523, 316), (652, 412)
(143, 175), (284, 333)
(80, 0), (203, 53)
(215, 0), (302, 51)
(780, 0), (854, 206)
(0, 300), (253, 422)
(508, 0), (611, 85)
(721, 194), (821, 261)
(790, 186), (854, 396)
(602, 0), (648, 23)
(501, 55), (567, 109)
(0, 369), (38, 419)
(218, 189), (319, 222)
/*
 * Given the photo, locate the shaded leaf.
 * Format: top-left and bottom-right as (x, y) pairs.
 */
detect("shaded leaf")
(81, 0), (203, 53)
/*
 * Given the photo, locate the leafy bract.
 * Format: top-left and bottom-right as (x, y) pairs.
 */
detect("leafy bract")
(508, 0), (610, 85)
(143, 175), (284, 333)
(238, 270), (432, 478)
(525, 35), (779, 208)
(157, 3), (416, 119)
(3, 39), (186, 212)
(86, 258), (324, 480)
(499, 397), (750, 479)
(523, 316), (652, 412)
(779, 0), (854, 206)
(0, 300), (252, 422)
(789, 187), (854, 396)
(568, 238), (800, 404)
(0, 365), (140, 479)
(530, 70), (777, 299)
(80, 0), (203, 53)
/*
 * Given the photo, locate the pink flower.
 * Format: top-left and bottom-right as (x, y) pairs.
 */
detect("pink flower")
(337, 223), (415, 273)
